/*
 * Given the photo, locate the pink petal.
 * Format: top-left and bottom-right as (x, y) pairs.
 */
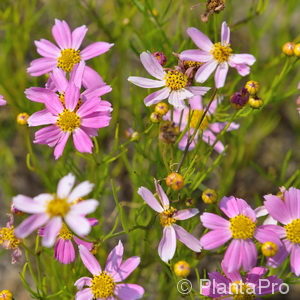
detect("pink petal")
(72, 25), (88, 50)
(209, 122), (239, 133)
(82, 66), (105, 89)
(57, 173), (76, 199)
(25, 87), (56, 103)
(168, 90), (192, 109)
(13, 195), (46, 214)
(222, 239), (243, 272)
(158, 226), (176, 262)
(65, 214), (91, 237)
(254, 227), (282, 246)
(139, 52), (165, 80)
(55, 239), (76, 264)
(73, 128), (93, 153)
(187, 86), (211, 96)
(80, 114), (111, 129)
(113, 257), (140, 282)
(246, 266), (267, 284)
(52, 19), (72, 49)
(128, 76), (165, 88)
(188, 95), (203, 110)
(214, 62), (229, 88)
(73, 236), (93, 251)
(74, 277), (92, 290)
(64, 83), (80, 111)
(34, 125), (61, 145)
(284, 187), (300, 220)
(264, 194), (292, 225)
(186, 27), (213, 52)
(240, 240), (257, 271)
(35, 39), (60, 58)
(15, 213), (49, 238)
(200, 229), (231, 250)
(173, 224), (202, 252)
(154, 180), (169, 208)
(200, 212), (230, 230)
(221, 22), (230, 45)
(75, 288), (93, 300)
(202, 130), (225, 153)
(28, 109), (56, 127)
(291, 244), (300, 276)
(54, 132), (70, 159)
(0, 95), (6, 106)
(71, 200), (99, 215)
(137, 187), (163, 213)
(220, 196), (255, 219)
(70, 61), (85, 88)
(114, 284), (144, 300)
(267, 243), (289, 268)
(81, 42), (114, 60)
(105, 240), (124, 275)
(50, 67), (68, 91)
(42, 217), (62, 247)
(173, 208), (199, 220)
(44, 93), (64, 115)
(78, 245), (101, 275)
(195, 60), (218, 83)
(179, 49), (212, 62)
(144, 87), (170, 106)
(68, 181), (94, 202)
(81, 85), (112, 100)
(229, 54), (256, 66)
(27, 58), (56, 76)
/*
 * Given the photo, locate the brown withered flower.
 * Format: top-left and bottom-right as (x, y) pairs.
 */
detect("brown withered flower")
(201, 0), (226, 23)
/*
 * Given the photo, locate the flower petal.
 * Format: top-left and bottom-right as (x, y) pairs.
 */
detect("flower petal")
(137, 187), (163, 213)
(240, 239), (257, 271)
(195, 60), (218, 83)
(291, 244), (300, 276)
(221, 22), (230, 45)
(173, 208), (199, 220)
(144, 87), (170, 106)
(200, 212), (230, 230)
(128, 76), (165, 88)
(57, 173), (76, 199)
(27, 58), (56, 76)
(154, 180), (169, 208)
(114, 284), (144, 300)
(55, 239), (76, 264)
(68, 181), (94, 202)
(222, 239), (243, 272)
(140, 51), (165, 80)
(158, 226), (176, 262)
(71, 200), (99, 215)
(42, 217), (62, 247)
(75, 288), (93, 300)
(73, 128), (93, 154)
(13, 195), (46, 214)
(214, 62), (229, 88)
(72, 25), (88, 50)
(52, 19), (72, 49)
(81, 42), (114, 60)
(229, 54), (256, 66)
(54, 132), (70, 160)
(28, 109), (56, 127)
(186, 27), (213, 52)
(113, 257), (141, 282)
(78, 244), (101, 275)
(200, 229), (231, 250)
(65, 214), (91, 236)
(35, 39), (60, 58)
(105, 240), (124, 275)
(173, 224), (202, 252)
(74, 277), (92, 290)
(179, 49), (212, 62)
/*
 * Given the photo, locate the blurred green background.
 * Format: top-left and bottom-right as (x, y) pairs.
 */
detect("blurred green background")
(0, 0), (300, 299)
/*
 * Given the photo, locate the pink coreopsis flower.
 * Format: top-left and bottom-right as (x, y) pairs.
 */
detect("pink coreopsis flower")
(201, 263), (283, 299)
(138, 180), (201, 262)
(75, 241), (144, 300)
(27, 68), (112, 159)
(128, 51), (210, 109)
(179, 22), (256, 88)
(13, 173), (99, 247)
(164, 95), (239, 153)
(0, 95), (6, 106)
(264, 187), (300, 275)
(200, 196), (282, 272)
(27, 19), (114, 82)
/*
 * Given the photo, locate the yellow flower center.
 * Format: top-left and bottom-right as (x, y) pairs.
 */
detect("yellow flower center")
(230, 215), (256, 239)
(58, 224), (73, 240)
(285, 219), (300, 244)
(91, 272), (116, 298)
(0, 227), (20, 249)
(231, 281), (255, 300)
(189, 109), (210, 130)
(211, 42), (232, 63)
(46, 198), (71, 217)
(57, 49), (81, 72)
(183, 60), (203, 69)
(56, 109), (81, 132)
(159, 207), (177, 226)
(0, 290), (13, 300)
(164, 70), (188, 90)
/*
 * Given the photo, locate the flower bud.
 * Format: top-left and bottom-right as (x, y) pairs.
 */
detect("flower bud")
(230, 88), (249, 109)
(150, 112), (162, 123)
(294, 43), (300, 57)
(282, 42), (295, 56)
(16, 112), (29, 125)
(244, 81), (260, 95)
(152, 52), (167, 66)
(166, 172), (184, 191)
(0, 290), (13, 300)
(159, 121), (179, 144)
(261, 241), (278, 257)
(185, 198), (196, 207)
(202, 189), (217, 204)
(174, 261), (191, 277)
(154, 102), (169, 115)
(248, 96), (263, 109)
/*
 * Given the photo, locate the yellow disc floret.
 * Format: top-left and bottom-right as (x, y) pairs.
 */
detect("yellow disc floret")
(58, 224), (73, 240)
(245, 81), (260, 95)
(0, 226), (21, 249)
(211, 42), (232, 63)
(155, 102), (169, 116)
(230, 215), (256, 239)
(189, 110), (210, 130)
(202, 189), (217, 204)
(174, 260), (191, 277)
(159, 207), (177, 226)
(0, 290), (13, 300)
(91, 272), (116, 298)
(183, 60), (203, 69)
(57, 49), (81, 72)
(285, 219), (300, 244)
(56, 109), (81, 132)
(261, 241), (278, 257)
(16, 112), (29, 125)
(230, 281), (255, 300)
(46, 198), (71, 217)
(164, 70), (188, 91)
(248, 96), (263, 109)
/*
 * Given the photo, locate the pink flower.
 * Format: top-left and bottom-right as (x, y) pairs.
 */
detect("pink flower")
(13, 173), (99, 248)
(128, 52), (210, 109)
(264, 187), (300, 275)
(179, 22), (256, 88)
(0, 95), (6, 106)
(138, 180), (201, 262)
(201, 262), (282, 299)
(164, 95), (239, 153)
(75, 241), (144, 300)
(27, 66), (112, 159)
(200, 196), (282, 272)
(27, 19), (114, 82)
